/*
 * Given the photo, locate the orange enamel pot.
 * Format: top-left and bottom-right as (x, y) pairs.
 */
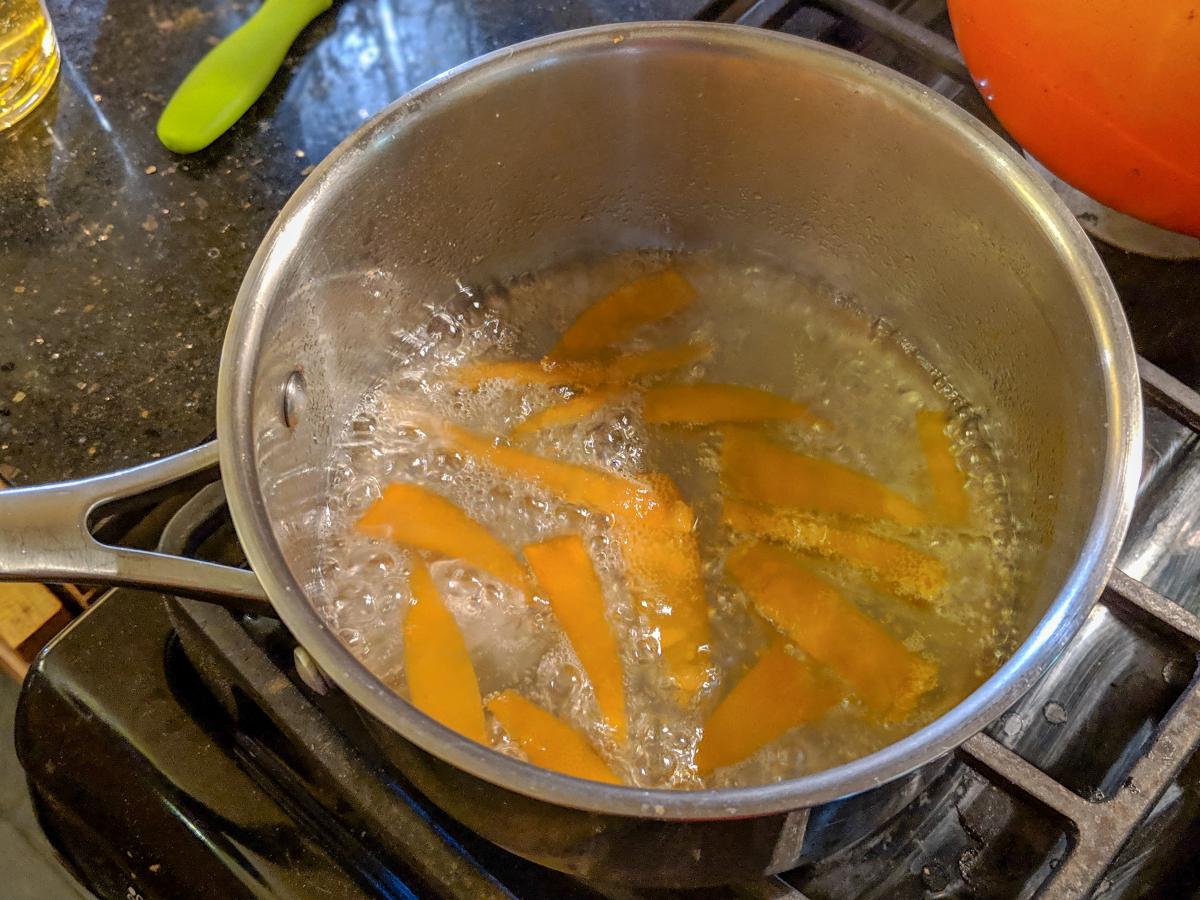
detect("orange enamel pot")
(949, 0), (1200, 237)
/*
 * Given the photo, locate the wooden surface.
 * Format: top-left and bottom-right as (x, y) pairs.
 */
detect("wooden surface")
(0, 581), (69, 678)
(0, 639), (29, 681)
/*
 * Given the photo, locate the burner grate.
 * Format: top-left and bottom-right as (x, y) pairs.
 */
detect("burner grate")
(961, 561), (1200, 899)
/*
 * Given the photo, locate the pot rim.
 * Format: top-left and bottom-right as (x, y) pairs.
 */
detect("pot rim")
(217, 21), (1143, 819)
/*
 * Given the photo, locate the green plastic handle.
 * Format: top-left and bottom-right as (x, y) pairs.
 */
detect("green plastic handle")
(157, 0), (332, 154)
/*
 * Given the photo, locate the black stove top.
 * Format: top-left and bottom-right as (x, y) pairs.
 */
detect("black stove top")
(15, 2), (1200, 899)
(17, 588), (555, 900)
(15, 415), (1200, 900)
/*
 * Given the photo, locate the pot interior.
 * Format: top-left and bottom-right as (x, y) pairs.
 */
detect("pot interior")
(223, 24), (1137, 808)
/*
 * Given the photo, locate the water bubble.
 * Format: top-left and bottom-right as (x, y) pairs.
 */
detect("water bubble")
(342, 477), (381, 513)
(546, 661), (583, 706)
(634, 634), (661, 662)
(352, 411), (377, 432)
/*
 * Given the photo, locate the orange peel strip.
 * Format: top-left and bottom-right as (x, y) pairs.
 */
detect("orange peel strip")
(509, 388), (623, 439)
(916, 410), (971, 525)
(548, 269), (697, 360)
(722, 498), (945, 606)
(525, 534), (628, 743)
(403, 559), (487, 743)
(454, 359), (571, 389)
(487, 689), (619, 784)
(455, 342), (711, 390)
(450, 426), (711, 697)
(721, 427), (926, 527)
(358, 482), (530, 592)
(643, 382), (826, 428)
(448, 426), (672, 525)
(726, 541), (937, 721)
(613, 474), (712, 698)
(602, 342), (711, 383)
(696, 638), (837, 775)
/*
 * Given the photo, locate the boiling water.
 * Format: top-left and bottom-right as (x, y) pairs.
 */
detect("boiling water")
(317, 251), (1028, 789)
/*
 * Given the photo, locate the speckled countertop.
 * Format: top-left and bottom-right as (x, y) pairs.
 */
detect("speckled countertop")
(0, 0), (699, 484)
(3, 0), (1200, 486)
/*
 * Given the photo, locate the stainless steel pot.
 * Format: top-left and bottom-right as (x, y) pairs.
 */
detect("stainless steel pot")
(0, 22), (1142, 887)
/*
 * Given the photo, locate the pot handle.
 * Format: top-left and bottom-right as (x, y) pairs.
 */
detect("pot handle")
(0, 442), (270, 615)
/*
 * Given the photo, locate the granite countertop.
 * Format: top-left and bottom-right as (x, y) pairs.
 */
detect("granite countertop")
(3, 0), (1200, 486)
(0, 0), (698, 485)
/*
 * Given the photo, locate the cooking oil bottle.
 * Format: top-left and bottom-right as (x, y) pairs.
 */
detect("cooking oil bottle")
(0, 0), (59, 130)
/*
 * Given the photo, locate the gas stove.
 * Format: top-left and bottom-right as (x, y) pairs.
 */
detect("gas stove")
(18, 365), (1200, 900)
(15, 2), (1200, 898)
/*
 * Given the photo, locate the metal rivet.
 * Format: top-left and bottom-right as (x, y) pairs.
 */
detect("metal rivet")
(282, 370), (307, 429)
(293, 646), (329, 695)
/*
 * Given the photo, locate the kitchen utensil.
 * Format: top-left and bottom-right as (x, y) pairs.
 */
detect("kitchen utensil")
(0, 23), (1142, 886)
(157, 0), (332, 154)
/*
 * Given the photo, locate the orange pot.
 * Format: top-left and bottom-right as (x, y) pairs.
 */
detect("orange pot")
(948, 0), (1200, 237)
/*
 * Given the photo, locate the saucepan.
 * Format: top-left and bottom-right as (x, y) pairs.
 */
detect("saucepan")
(0, 23), (1141, 887)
